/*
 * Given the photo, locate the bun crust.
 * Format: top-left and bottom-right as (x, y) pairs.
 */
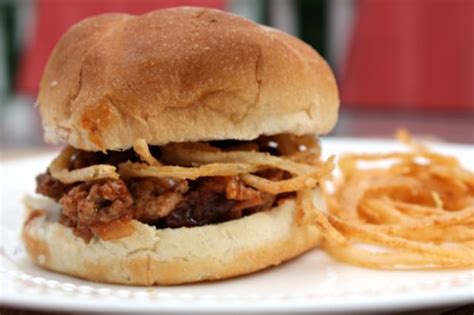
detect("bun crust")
(38, 7), (339, 151)
(22, 190), (324, 285)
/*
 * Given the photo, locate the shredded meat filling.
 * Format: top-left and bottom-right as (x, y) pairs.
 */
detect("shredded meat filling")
(162, 176), (272, 228)
(127, 177), (189, 223)
(35, 173), (282, 241)
(59, 179), (133, 242)
(35, 134), (315, 242)
(36, 171), (70, 201)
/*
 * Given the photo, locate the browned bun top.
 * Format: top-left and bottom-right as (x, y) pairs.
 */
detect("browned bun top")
(38, 7), (339, 151)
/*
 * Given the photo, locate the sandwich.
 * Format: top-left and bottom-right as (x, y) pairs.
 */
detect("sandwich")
(22, 7), (339, 285)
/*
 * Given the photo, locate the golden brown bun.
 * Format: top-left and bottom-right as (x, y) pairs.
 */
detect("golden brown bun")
(22, 190), (324, 285)
(38, 7), (339, 151)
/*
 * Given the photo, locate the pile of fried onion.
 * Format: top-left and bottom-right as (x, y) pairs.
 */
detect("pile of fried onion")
(322, 130), (474, 269)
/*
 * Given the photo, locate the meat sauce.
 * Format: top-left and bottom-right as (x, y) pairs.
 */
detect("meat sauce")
(35, 135), (317, 241)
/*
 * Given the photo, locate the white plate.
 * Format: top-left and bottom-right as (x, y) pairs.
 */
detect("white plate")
(1, 138), (473, 313)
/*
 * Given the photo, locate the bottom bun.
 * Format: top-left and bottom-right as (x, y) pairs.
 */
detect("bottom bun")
(22, 189), (324, 286)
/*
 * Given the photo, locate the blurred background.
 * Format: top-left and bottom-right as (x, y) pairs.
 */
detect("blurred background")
(0, 0), (473, 154)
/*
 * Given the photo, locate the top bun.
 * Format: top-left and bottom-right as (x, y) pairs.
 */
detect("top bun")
(38, 7), (339, 151)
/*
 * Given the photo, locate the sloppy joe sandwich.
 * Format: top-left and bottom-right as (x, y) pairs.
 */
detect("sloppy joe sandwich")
(23, 6), (339, 285)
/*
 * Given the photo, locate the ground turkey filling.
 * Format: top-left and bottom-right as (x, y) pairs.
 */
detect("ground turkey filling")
(35, 136), (315, 242)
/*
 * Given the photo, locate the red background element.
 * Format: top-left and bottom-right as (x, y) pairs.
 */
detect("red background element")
(341, 0), (474, 110)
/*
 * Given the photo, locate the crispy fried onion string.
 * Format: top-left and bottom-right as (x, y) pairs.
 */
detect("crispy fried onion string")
(297, 189), (347, 245)
(161, 144), (315, 175)
(240, 156), (335, 194)
(118, 161), (263, 180)
(49, 147), (119, 184)
(133, 138), (162, 166)
(322, 130), (474, 269)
